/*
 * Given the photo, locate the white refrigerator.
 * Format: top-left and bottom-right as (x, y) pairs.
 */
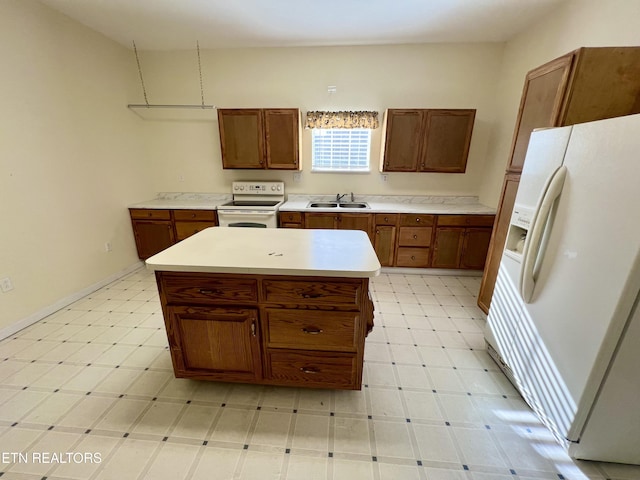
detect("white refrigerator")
(485, 113), (640, 464)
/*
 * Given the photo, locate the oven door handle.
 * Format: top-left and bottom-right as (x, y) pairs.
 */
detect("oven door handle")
(217, 210), (277, 216)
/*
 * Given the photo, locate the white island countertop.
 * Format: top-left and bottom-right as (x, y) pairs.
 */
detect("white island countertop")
(145, 227), (381, 278)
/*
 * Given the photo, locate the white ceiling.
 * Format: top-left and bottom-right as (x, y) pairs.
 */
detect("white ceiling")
(39, 0), (565, 51)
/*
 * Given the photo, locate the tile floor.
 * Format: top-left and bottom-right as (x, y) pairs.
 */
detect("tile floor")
(1, 269), (639, 480)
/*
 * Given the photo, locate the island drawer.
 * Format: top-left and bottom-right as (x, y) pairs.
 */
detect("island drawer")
(399, 214), (435, 227)
(397, 227), (432, 247)
(264, 309), (358, 352)
(160, 273), (258, 304)
(173, 209), (217, 221)
(175, 221), (216, 241)
(395, 247), (430, 267)
(268, 351), (356, 388)
(129, 208), (171, 220)
(279, 212), (303, 223)
(262, 279), (361, 306)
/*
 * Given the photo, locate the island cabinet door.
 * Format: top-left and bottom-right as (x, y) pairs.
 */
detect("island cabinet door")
(165, 306), (262, 381)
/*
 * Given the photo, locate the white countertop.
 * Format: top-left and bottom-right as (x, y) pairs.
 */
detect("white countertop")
(145, 227), (381, 278)
(280, 194), (495, 215)
(129, 192), (231, 210)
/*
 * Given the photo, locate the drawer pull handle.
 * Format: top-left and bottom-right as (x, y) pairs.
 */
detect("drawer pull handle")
(300, 367), (319, 374)
(302, 293), (322, 299)
(302, 327), (323, 335)
(199, 289), (222, 295)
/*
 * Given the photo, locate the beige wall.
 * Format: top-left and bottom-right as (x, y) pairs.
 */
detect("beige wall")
(136, 44), (505, 197)
(478, 0), (640, 207)
(0, 0), (150, 331)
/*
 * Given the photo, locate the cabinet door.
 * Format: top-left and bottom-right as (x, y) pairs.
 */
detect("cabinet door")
(264, 109), (300, 170)
(431, 228), (464, 269)
(339, 213), (373, 242)
(374, 225), (396, 266)
(218, 109), (265, 169)
(478, 174), (520, 313)
(305, 213), (337, 230)
(381, 109), (424, 172)
(420, 109), (475, 173)
(166, 306), (261, 381)
(508, 54), (573, 172)
(460, 228), (492, 270)
(131, 220), (175, 259)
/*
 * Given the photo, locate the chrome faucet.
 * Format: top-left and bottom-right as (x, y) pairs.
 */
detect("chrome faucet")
(350, 192), (355, 202)
(336, 193), (346, 203)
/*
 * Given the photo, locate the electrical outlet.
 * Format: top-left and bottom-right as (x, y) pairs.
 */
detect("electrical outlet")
(293, 172), (302, 183)
(0, 277), (14, 293)
(178, 174), (185, 182)
(381, 174), (388, 182)
(104, 242), (113, 252)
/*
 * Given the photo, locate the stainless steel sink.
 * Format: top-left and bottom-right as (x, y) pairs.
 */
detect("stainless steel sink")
(339, 203), (369, 209)
(308, 202), (338, 208)
(307, 201), (370, 209)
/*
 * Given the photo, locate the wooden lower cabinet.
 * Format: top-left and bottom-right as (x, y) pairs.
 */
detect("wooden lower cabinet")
(165, 305), (261, 381)
(432, 215), (495, 269)
(278, 211), (303, 228)
(155, 271), (373, 390)
(130, 209), (218, 259)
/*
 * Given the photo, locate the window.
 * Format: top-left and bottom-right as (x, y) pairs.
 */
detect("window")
(305, 110), (378, 173)
(311, 128), (372, 172)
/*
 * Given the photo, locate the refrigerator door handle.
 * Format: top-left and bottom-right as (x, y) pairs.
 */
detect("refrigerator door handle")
(520, 166), (567, 303)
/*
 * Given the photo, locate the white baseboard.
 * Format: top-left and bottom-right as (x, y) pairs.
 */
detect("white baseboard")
(0, 261), (144, 341)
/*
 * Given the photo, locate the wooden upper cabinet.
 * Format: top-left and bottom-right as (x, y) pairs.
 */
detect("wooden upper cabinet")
(218, 109), (265, 168)
(420, 109), (475, 173)
(508, 54), (573, 172)
(508, 47), (640, 173)
(218, 108), (300, 170)
(381, 109), (475, 173)
(381, 110), (423, 171)
(264, 109), (300, 170)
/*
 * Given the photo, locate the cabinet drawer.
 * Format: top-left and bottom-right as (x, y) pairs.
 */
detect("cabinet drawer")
(374, 213), (398, 226)
(161, 273), (258, 304)
(265, 309), (358, 352)
(395, 247), (430, 267)
(279, 212), (302, 223)
(397, 227), (432, 247)
(437, 215), (495, 227)
(268, 351), (356, 388)
(173, 209), (216, 221)
(399, 214), (435, 227)
(129, 208), (171, 220)
(175, 221), (216, 241)
(262, 280), (360, 306)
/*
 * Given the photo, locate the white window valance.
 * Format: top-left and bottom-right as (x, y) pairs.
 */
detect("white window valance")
(305, 111), (379, 129)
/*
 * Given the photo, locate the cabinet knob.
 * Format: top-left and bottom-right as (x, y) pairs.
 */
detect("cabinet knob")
(191, 213), (196, 218)
(411, 255), (416, 260)
(416, 218), (420, 223)
(148, 212), (152, 217)
(251, 322), (256, 336)
(376, 229), (380, 234)
(384, 217), (389, 222)
(413, 234), (417, 239)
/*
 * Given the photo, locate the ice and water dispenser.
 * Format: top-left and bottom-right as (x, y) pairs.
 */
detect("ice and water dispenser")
(504, 204), (535, 261)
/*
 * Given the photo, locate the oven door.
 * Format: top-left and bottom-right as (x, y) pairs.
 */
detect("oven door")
(217, 210), (278, 228)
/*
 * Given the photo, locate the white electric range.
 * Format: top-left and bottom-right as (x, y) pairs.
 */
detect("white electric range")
(217, 181), (284, 228)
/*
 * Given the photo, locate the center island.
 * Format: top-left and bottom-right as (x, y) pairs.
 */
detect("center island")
(146, 227), (381, 390)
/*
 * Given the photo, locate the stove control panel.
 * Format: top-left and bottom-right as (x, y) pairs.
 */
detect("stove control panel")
(232, 181), (284, 195)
